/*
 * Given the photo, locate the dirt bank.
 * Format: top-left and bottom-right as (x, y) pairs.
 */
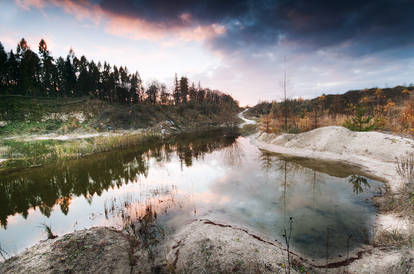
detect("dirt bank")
(2, 218), (413, 273)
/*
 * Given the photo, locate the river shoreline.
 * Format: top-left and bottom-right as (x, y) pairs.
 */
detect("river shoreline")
(1, 120), (413, 273)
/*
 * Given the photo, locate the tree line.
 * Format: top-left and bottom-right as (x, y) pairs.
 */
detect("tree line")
(0, 38), (238, 108)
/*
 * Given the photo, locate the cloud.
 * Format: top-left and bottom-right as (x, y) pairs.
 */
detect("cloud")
(17, 0), (414, 56)
(12, 0), (414, 105)
(15, 0), (227, 43)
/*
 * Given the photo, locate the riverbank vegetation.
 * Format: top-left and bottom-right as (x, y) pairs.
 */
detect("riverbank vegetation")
(0, 129), (238, 228)
(0, 38), (241, 170)
(0, 38), (240, 136)
(250, 86), (414, 136)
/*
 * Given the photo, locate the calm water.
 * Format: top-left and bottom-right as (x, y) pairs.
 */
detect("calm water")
(0, 130), (383, 259)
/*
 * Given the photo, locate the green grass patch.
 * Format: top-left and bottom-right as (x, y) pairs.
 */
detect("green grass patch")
(0, 132), (161, 170)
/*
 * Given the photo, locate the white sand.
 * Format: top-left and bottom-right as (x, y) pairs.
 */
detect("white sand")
(253, 126), (414, 192)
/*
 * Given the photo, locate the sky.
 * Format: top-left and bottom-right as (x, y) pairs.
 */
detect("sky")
(1, 0), (414, 106)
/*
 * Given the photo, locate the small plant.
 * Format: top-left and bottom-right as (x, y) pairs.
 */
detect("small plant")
(343, 105), (376, 131)
(396, 153), (414, 186)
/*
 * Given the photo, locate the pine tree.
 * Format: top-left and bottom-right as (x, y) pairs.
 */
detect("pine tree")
(38, 39), (55, 96)
(77, 55), (89, 96)
(180, 76), (189, 103)
(63, 50), (76, 97)
(0, 42), (7, 93)
(173, 73), (180, 105)
(189, 82), (197, 102)
(16, 39), (41, 96)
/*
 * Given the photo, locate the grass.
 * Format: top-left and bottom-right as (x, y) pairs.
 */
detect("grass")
(381, 153), (414, 218)
(0, 132), (161, 170)
(372, 153), (414, 248)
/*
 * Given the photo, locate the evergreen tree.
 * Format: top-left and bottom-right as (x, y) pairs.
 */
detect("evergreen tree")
(63, 51), (76, 97)
(130, 72), (139, 104)
(16, 39), (41, 96)
(88, 61), (100, 97)
(189, 82), (197, 102)
(173, 73), (180, 105)
(55, 57), (65, 97)
(180, 76), (189, 103)
(6, 50), (19, 93)
(77, 55), (89, 96)
(0, 37), (239, 109)
(0, 42), (7, 93)
(38, 39), (55, 96)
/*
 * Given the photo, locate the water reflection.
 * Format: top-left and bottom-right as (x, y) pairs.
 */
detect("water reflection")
(0, 130), (238, 228)
(256, 151), (379, 258)
(348, 175), (370, 194)
(0, 132), (383, 261)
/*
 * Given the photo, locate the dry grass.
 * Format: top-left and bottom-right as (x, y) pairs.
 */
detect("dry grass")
(373, 229), (413, 248)
(374, 153), (414, 224)
(258, 93), (414, 136)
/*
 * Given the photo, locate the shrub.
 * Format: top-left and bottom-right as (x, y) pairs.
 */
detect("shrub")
(343, 105), (376, 131)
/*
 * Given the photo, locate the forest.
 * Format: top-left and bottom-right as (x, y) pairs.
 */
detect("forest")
(0, 38), (238, 109)
(249, 85), (414, 136)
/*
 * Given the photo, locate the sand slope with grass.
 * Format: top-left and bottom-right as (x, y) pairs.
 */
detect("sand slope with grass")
(253, 126), (414, 191)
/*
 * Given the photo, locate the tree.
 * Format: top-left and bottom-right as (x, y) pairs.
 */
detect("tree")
(38, 39), (55, 96)
(260, 114), (272, 133)
(160, 83), (169, 105)
(55, 57), (65, 97)
(189, 82), (197, 102)
(146, 81), (159, 104)
(63, 53), (76, 97)
(0, 42), (7, 93)
(88, 61), (100, 97)
(77, 55), (90, 96)
(173, 73), (180, 105)
(129, 71), (143, 104)
(197, 82), (205, 103)
(180, 76), (189, 103)
(343, 105), (376, 131)
(16, 39), (41, 96)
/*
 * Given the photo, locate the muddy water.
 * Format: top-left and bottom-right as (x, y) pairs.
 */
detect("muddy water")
(0, 130), (383, 259)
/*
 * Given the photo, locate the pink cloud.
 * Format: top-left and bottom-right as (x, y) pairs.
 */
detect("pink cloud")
(15, 0), (226, 43)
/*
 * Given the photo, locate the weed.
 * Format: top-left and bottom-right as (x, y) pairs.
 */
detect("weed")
(396, 153), (414, 186)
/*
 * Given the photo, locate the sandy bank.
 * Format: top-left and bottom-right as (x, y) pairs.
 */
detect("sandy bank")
(2, 218), (413, 273)
(252, 126), (414, 192)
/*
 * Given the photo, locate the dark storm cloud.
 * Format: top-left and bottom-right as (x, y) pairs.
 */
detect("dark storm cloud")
(36, 0), (414, 55)
(98, 0), (250, 26)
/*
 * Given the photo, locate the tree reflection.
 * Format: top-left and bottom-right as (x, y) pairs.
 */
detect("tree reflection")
(348, 175), (370, 195)
(0, 129), (239, 228)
